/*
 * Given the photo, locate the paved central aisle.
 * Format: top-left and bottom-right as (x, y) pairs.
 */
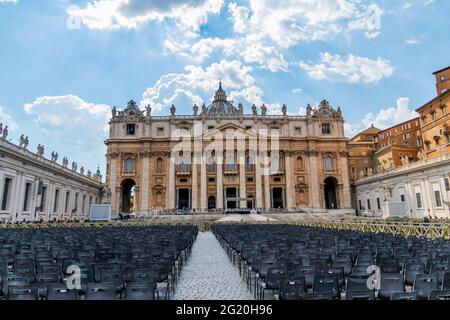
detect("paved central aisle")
(174, 232), (254, 300)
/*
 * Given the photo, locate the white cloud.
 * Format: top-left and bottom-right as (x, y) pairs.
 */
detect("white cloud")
(67, 0), (223, 32)
(165, 34), (288, 72)
(401, 2), (412, 10)
(227, 0), (383, 49)
(404, 37), (421, 45)
(0, 0), (18, 3)
(0, 106), (18, 132)
(345, 97), (419, 137)
(142, 59), (265, 113)
(292, 88), (303, 94)
(23, 95), (111, 169)
(424, 0), (434, 6)
(298, 52), (394, 84)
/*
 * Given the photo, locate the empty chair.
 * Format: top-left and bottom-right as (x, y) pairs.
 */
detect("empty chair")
(279, 277), (306, 301)
(346, 276), (371, 292)
(303, 292), (334, 300)
(313, 275), (339, 298)
(378, 273), (405, 299)
(390, 292), (418, 300)
(413, 274), (438, 299)
(430, 262), (450, 285)
(124, 282), (156, 300)
(429, 290), (450, 300)
(8, 285), (38, 300)
(261, 267), (284, 299)
(345, 290), (375, 300)
(404, 263), (424, 286)
(85, 283), (117, 300)
(46, 284), (78, 300)
(442, 272), (450, 290)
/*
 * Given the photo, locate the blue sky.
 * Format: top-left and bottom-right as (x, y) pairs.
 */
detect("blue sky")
(0, 0), (449, 175)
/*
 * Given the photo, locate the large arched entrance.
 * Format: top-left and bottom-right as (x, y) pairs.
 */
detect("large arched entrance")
(121, 179), (136, 213)
(324, 177), (338, 209)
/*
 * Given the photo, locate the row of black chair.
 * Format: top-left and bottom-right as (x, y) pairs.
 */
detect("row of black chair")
(0, 225), (197, 300)
(213, 224), (450, 300)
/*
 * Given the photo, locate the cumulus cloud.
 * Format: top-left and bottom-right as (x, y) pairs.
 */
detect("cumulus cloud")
(67, 0), (223, 32)
(0, 0), (18, 3)
(298, 52), (394, 84)
(165, 34), (289, 73)
(227, 0), (383, 49)
(0, 106), (18, 132)
(23, 95), (111, 170)
(142, 59), (264, 113)
(345, 97), (419, 137)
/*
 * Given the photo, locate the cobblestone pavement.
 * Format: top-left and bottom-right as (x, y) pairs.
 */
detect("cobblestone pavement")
(174, 232), (254, 300)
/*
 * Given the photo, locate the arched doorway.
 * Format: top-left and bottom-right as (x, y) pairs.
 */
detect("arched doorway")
(208, 196), (216, 210)
(324, 177), (338, 209)
(121, 179), (136, 213)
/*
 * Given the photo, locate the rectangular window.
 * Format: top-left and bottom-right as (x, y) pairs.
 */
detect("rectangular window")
(126, 124), (136, 135)
(416, 193), (422, 209)
(65, 191), (70, 213)
(322, 123), (331, 134)
(431, 112), (436, 121)
(208, 178), (215, 183)
(40, 186), (47, 212)
(358, 200), (362, 211)
(434, 190), (442, 207)
(247, 177), (254, 183)
(1, 178), (12, 211)
(400, 194), (405, 202)
(23, 183), (32, 212)
(367, 199), (371, 211)
(157, 127), (164, 135)
(445, 178), (450, 191)
(377, 198), (381, 210)
(208, 126), (215, 130)
(53, 189), (60, 213)
(295, 127), (302, 135)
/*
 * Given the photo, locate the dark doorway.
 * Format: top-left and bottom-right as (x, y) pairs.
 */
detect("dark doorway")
(247, 195), (254, 209)
(324, 177), (338, 209)
(208, 196), (216, 210)
(272, 188), (284, 209)
(226, 188), (237, 209)
(177, 189), (190, 210)
(121, 179), (136, 213)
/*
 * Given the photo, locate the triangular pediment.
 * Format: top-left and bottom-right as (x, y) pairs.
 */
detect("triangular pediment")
(203, 122), (257, 139)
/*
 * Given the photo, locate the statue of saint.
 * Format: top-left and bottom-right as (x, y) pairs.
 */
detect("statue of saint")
(170, 105), (176, 116)
(112, 107), (117, 118)
(238, 103), (244, 115)
(252, 104), (257, 115)
(193, 104), (198, 116)
(282, 104), (287, 116)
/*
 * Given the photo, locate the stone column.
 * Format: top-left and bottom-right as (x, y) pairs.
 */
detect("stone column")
(285, 151), (294, 209)
(11, 173), (23, 222)
(339, 151), (352, 209)
(239, 160), (246, 208)
(168, 155), (176, 209)
(255, 155), (263, 209)
(191, 162), (198, 210)
(200, 155), (207, 210)
(216, 154), (224, 209)
(308, 150), (321, 208)
(109, 154), (119, 215)
(140, 152), (150, 214)
(264, 172), (271, 209)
